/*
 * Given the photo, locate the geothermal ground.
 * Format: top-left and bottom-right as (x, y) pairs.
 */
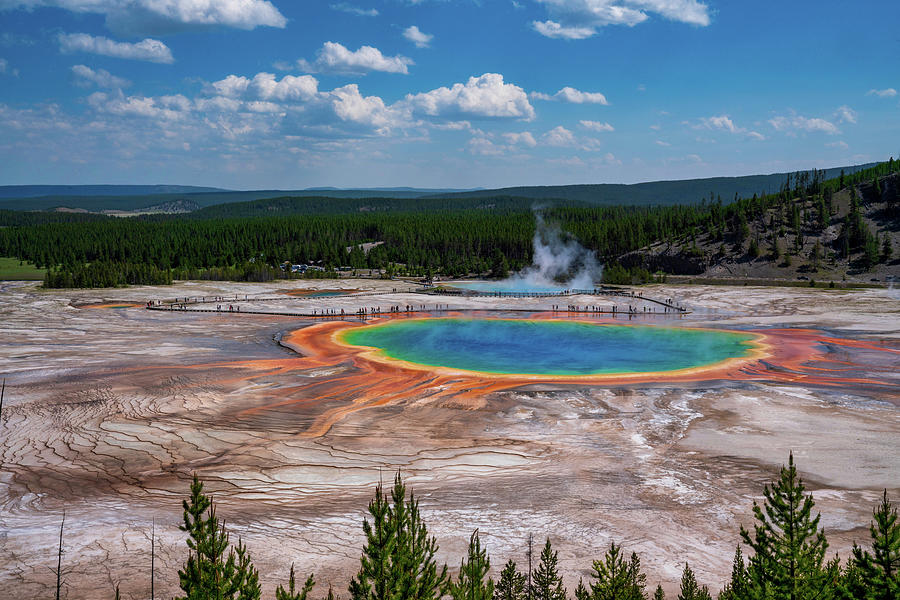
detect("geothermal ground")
(1, 279), (898, 599)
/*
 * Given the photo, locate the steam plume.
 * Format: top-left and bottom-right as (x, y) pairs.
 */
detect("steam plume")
(503, 210), (603, 290)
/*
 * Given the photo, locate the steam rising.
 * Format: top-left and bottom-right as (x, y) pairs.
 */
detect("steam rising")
(503, 210), (603, 290)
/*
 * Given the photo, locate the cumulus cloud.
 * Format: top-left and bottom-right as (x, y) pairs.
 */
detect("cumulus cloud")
(579, 120), (614, 132)
(403, 73), (535, 120)
(298, 42), (413, 74)
(330, 2), (378, 16)
(695, 114), (764, 140)
(826, 141), (849, 150)
(699, 114), (739, 133)
(71, 64), (130, 88)
(768, 114), (840, 135)
(4, 0), (286, 35)
(328, 83), (399, 133)
(834, 105), (857, 124)
(0, 57), (15, 76)
(866, 88), (897, 98)
(502, 131), (537, 147)
(403, 25), (433, 48)
(88, 90), (191, 120)
(531, 20), (595, 39)
(532, 86), (609, 104)
(543, 125), (576, 146)
(212, 72), (319, 101)
(533, 0), (710, 39)
(467, 136), (504, 156)
(58, 33), (174, 63)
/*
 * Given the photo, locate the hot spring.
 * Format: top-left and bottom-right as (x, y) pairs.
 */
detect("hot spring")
(338, 318), (758, 376)
(447, 281), (577, 294)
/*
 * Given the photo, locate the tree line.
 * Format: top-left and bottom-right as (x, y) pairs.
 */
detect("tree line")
(70, 454), (899, 600)
(0, 160), (895, 288)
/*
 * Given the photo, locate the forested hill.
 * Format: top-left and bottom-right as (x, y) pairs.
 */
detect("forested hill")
(0, 184), (227, 199)
(0, 187), (473, 213)
(0, 163), (878, 214)
(429, 163), (878, 206)
(178, 195), (568, 220)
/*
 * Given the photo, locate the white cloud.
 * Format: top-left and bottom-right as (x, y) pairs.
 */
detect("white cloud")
(826, 141), (849, 150)
(58, 33), (174, 63)
(403, 25), (433, 48)
(403, 73), (535, 120)
(71, 64), (130, 88)
(88, 90), (191, 120)
(5, 0), (286, 35)
(655, 139), (670, 146)
(543, 125), (576, 146)
(579, 120), (614, 132)
(695, 114), (764, 140)
(533, 0), (709, 39)
(467, 136), (504, 156)
(554, 86), (608, 104)
(699, 114), (739, 133)
(834, 105), (857, 124)
(222, 73), (319, 101)
(768, 114), (840, 135)
(298, 42), (413, 74)
(531, 20), (595, 39)
(532, 86), (609, 104)
(0, 57), (14, 76)
(328, 83), (399, 133)
(330, 3), (378, 16)
(502, 131), (537, 147)
(866, 88), (897, 98)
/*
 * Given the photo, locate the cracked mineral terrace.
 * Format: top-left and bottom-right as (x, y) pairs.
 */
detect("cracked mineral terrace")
(0, 279), (898, 598)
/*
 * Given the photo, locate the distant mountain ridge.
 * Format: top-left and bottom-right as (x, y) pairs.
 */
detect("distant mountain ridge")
(0, 184), (228, 199)
(0, 162), (880, 212)
(425, 164), (878, 206)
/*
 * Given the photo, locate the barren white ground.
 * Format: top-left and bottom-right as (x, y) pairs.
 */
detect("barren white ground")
(0, 279), (898, 599)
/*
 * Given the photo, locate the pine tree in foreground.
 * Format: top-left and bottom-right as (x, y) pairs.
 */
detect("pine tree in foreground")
(531, 539), (566, 600)
(349, 473), (449, 600)
(675, 564), (710, 600)
(574, 579), (589, 600)
(652, 584), (665, 600)
(449, 530), (494, 600)
(494, 560), (526, 600)
(849, 490), (900, 600)
(587, 542), (646, 600)
(739, 452), (836, 600)
(717, 545), (748, 600)
(176, 473), (261, 600)
(276, 564), (316, 600)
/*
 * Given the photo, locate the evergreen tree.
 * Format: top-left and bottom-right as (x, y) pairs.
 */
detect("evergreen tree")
(531, 539), (566, 600)
(717, 546), (749, 600)
(574, 579), (590, 600)
(276, 565), (316, 600)
(349, 473), (448, 600)
(881, 236), (893, 263)
(587, 542), (646, 600)
(494, 560), (526, 600)
(450, 530), (494, 600)
(653, 585), (665, 600)
(849, 490), (900, 600)
(739, 453), (836, 600)
(176, 474), (261, 600)
(676, 564), (709, 600)
(837, 560), (868, 600)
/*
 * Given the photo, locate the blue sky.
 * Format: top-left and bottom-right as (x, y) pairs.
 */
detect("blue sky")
(0, 0), (898, 189)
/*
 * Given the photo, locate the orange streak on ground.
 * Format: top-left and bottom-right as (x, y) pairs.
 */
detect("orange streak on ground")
(110, 316), (899, 438)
